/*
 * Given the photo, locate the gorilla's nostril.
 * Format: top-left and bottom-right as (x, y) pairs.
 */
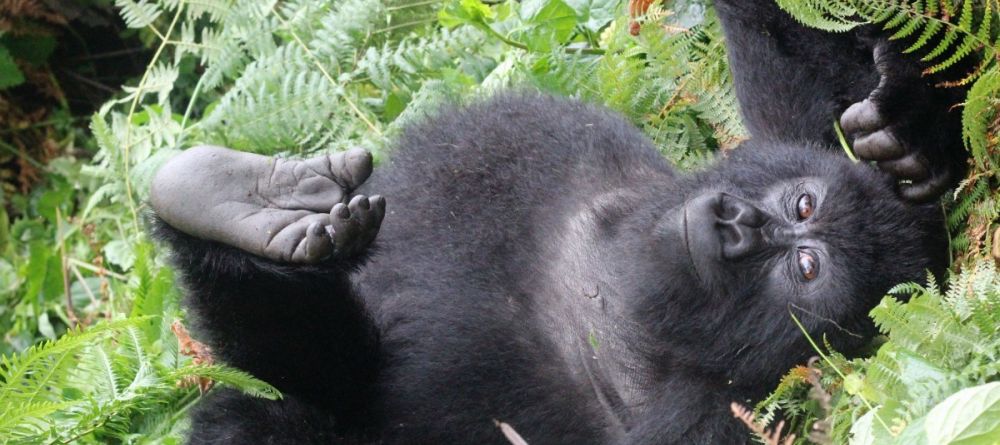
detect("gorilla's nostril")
(717, 193), (767, 228)
(716, 194), (738, 220)
(718, 222), (741, 248)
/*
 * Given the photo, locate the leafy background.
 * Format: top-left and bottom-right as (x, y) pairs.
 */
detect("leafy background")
(0, 0), (997, 443)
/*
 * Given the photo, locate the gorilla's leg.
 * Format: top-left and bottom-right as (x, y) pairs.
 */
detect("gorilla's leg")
(151, 146), (384, 437)
(840, 43), (966, 202)
(151, 145), (383, 263)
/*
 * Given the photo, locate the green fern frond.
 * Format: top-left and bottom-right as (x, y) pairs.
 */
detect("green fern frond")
(947, 179), (988, 230)
(0, 318), (144, 399)
(772, 0), (997, 79)
(772, 0), (864, 31)
(865, 352), (904, 397)
(115, 0), (162, 29)
(962, 70), (1000, 163)
(169, 365), (282, 400)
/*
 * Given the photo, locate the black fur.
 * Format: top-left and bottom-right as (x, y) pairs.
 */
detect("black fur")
(159, 93), (946, 444)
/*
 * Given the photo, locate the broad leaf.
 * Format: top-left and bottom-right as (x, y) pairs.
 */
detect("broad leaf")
(925, 382), (1000, 445)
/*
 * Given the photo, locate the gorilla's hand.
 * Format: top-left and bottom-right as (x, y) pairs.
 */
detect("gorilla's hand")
(151, 145), (385, 263)
(840, 42), (963, 203)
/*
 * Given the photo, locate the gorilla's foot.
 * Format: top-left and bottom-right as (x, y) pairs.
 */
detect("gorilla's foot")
(151, 145), (382, 263)
(328, 195), (386, 259)
(839, 44), (952, 202)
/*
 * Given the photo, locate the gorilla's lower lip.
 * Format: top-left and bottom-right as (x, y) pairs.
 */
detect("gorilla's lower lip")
(682, 193), (725, 288)
(682, 201), (706, 285)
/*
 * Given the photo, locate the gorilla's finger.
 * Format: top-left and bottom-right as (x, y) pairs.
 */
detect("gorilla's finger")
(328, 148), (373, 189)
(288, 175), (347, 211)
(840, 99), (883, 135)
(349, 194), (371, 212)
(347, 195), (370, 233)
(370, 195), (386, 228)
(854, 130), (903, 161)
(331, 202), (350, 219)
(871, 41), (891, 84)
(900, 171), (952, 203)
(878, 154), (930, 182)
(299, 221), (333, 263)
(329, 202), (363, 255)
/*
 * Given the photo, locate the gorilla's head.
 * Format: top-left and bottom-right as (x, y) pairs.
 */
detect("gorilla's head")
(642, 143), (947, 388)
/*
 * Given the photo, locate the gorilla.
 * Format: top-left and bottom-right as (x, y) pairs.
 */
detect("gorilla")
(150, 1), (965, 444)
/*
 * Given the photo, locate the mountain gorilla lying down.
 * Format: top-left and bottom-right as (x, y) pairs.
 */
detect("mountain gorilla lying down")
(151, 2), (965, 444)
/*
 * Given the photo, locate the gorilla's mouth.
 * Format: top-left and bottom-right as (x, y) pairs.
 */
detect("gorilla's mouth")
(682, 204), (703, 284)
(683, 197), (717, 287)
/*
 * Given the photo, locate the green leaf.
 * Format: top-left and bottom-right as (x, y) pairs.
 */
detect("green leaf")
(894, 415), (929, 445)
(925, 382), (1000, 445)
(37, 313), (56, 341)
(517, 0), (578, 52)
(849, 409), (875, 445)
(35, 178), (74, 225)
(0, 46), (24, 90)
(1, 35), (56, 65)
(563, 0), (617, 32)
(22, 242), (52, 304)
(104, 239), (136, 271)
(384, 92), (408, 121)
(439, 0), (495, 28)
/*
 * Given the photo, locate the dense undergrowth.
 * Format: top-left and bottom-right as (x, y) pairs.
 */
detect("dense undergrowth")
(0, 0), (997, 443)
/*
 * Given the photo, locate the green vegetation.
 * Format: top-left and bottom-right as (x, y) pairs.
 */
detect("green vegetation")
(0, 0), (996, 443)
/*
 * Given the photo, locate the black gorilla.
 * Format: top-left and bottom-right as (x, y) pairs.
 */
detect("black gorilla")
(150, 2), (965, 444)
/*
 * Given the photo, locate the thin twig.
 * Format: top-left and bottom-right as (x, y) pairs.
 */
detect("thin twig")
(56, 209), (79, 328)
(68, 258), (126, 281)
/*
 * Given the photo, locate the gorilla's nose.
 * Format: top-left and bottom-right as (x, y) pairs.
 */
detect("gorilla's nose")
(715, 193), (766, 259)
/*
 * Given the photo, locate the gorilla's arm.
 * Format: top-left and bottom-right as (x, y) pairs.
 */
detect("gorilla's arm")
(714, 0), (967, 202)
(838, 42), (967, 201)
(150, 147), (383, 420)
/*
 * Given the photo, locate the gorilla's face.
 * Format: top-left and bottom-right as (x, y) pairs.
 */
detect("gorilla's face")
(682, 177), (831, 297)
(648, 143), (948, 383)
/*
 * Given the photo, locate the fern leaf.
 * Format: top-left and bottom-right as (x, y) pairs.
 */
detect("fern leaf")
(962, 71), (1000, 160)
(903, 19), (942, 52)
(115, 0), (162, 28)
(169, 365), (282, 400)
(890, 14), (926, 40)
(0, 319), (143, 399)
(925, 32), (980, 73)
(883, 10), (913, 31)
(773, 0), (862, 31)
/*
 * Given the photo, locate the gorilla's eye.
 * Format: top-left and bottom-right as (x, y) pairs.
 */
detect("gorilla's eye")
(796, 193), (815, 220)
(797, 250), (818, 281)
